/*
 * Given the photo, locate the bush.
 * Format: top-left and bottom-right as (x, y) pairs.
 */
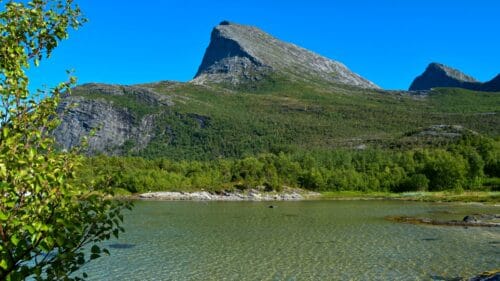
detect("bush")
(395, 174), (429, 192)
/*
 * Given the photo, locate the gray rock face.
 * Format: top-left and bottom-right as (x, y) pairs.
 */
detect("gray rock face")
(409, 63), (499, 92)
(409, 63), (478, 91)
(53, 83), (172, 154)
(193, 21), (379, 89)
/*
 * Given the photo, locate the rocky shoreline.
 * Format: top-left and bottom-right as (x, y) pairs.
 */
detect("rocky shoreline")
(139, 189), (321, 201)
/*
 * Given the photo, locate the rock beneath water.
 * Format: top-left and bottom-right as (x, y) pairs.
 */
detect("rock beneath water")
(463, 215), (479, 223)
(469, 270), (500, 281)
(108, 243), (135, 249)
(386, 215), (500, 227)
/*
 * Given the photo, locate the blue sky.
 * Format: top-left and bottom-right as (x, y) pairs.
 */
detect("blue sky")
(27, 0), (500, 91)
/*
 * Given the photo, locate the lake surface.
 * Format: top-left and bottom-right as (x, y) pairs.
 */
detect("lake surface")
(82, 200), (500, 280)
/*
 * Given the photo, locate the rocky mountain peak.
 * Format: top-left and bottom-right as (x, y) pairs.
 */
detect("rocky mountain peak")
(192, 21), (379, 89)
(427, 63), (478, 83)
(409, 62), (499, 92)
(409, 63), (478, 91)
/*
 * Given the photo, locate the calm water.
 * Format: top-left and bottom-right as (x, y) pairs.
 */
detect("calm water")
(82, 200), (500, 280)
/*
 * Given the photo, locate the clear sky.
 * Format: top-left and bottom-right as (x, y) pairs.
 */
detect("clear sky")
(27, 0), (500, 91)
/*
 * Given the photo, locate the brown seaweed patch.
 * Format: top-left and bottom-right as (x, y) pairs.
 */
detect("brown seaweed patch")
(386, 215), (500, 227)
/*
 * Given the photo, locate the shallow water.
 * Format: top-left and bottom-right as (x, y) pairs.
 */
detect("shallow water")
(82, 200), (500, 280)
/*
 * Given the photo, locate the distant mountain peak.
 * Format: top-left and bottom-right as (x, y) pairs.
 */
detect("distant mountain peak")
(409, 63), (478, 91)
(427, 62), (478, 82)
(409, 62), (499, 92)
(192, 21), (379, 89)
(481, 74), (500, 91)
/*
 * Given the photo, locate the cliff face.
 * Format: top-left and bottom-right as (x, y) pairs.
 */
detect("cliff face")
(409, 63), (499, 92)
(53, 83), (172, 154)
(193, 21), (379, 89)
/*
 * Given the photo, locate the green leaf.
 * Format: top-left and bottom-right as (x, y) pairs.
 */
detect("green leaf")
(10, 234), (20, 246)
(1, 127), (8, 138)
(90, 245), (100, 254)
(90, 253), (100, 260)
(0, 259), (8, 270)
(0, 211), (8, 221)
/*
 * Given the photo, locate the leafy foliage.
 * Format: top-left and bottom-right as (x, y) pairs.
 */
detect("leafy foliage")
(0, 1), (130, 280)
(79, 135), (500, 194)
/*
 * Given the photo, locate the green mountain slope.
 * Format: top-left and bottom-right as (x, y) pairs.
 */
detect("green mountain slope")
(60, 77), (499, 160)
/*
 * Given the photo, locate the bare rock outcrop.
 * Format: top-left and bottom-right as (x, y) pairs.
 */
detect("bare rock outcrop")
(193, 21), (379, 89)
(53, 83), (172, 154)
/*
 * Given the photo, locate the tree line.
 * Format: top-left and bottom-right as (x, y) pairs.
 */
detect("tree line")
(79, 134), (500, 194)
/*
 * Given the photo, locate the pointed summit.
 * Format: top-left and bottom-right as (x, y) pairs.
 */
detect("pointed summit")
(409, 63), (499, 92)
(428, 63), (478, 82)
(409, 63), (478, 91)
(193, 21), (379, 89)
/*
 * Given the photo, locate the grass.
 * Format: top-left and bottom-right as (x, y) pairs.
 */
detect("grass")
(319, 191), (500, 203)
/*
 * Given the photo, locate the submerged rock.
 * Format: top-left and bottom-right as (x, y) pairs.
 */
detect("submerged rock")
(108, 243), (135, 249)
(386, 215), (500, 227)
(469, 270), (500, 281)
(463, 215), (479, 223)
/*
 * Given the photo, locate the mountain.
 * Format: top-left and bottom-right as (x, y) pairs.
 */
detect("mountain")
(53, 23), (500, 158)
(193, 21), (379, 89)
(409, 63), (478, 91)
(409, 63), (500, 92)
(481, 74), (500, 92)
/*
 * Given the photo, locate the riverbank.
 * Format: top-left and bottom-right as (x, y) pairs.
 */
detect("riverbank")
(128, 189), (500, 203)
(138, 188), (321, 201)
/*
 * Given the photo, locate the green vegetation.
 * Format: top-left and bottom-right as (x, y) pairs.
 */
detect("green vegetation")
(74, 78), (500, 198)
(72, 76), (499, 197)
(0, 1), (129, 280)
(90, 77), (498, 160)
(72, 86), (162, 121)
(79, 133), (500, 196)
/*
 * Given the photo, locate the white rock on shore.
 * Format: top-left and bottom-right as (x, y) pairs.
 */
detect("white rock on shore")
(138, 190), (309, 201)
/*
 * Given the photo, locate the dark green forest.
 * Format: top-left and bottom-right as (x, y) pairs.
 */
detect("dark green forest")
(78, 133), (500, 194)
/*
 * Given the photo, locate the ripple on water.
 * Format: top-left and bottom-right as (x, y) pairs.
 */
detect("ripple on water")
(80, 201), (500, 281)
